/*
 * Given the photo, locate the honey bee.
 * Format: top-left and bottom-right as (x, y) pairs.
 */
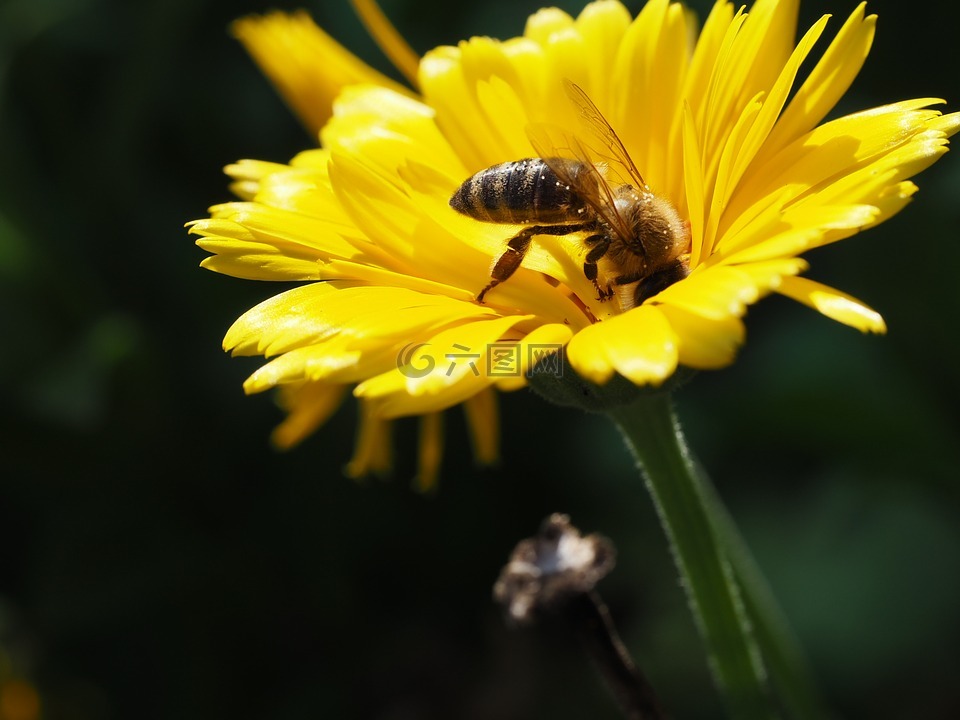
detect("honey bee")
(450, 82), (690, 308)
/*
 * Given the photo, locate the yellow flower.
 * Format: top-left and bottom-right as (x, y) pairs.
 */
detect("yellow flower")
(190, 0), (957, 486)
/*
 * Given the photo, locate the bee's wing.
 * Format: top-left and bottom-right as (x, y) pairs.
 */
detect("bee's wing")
(563, 80), (648, 193)
(526, 121), (636, 244)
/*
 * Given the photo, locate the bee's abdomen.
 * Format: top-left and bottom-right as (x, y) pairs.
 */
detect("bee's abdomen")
(450, 158), (588, 225)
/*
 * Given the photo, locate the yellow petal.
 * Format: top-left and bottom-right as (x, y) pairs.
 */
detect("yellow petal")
(682, 101), (707, 267)
(323, 89), (488, 290)
(271, 382), (347, 449)
(699, 8), (749, 169)
(191, 201), (370, 273)
(728, 14), (830, 193)
(324, 86), (461, 177)
(244, 156), (354, 229)
(700, 0), (800, 199)
(414, 412), (444, 492)
(225, 159), (292, 200)
(610, 0), (670, 179)
(659, 304), (745, 369)
(349, 0), (420, 87)
(704, 93), (763, 255)
(319, 259), (476, 301)
(243, 343), (380, 392)
(355, 315), (535, 417)
(575, 0), (633, 112)
(864, 181), (917, 229)
(723, 103), (954, 247)
(567, 305), (679, 385)
(225, 282), (497, 359)
(733, 102), (948, 217)
(777, 276), (886, 333)
(420, 38), (546, 172)
(612, 0), (691, 192)
(761, 3), (876, 158)
(475, 76), (537, 162)
(198, 250), (323, 281)
(683, 0), (735, 137)
(232, 11), (412, 137)
(658, 256), (805, 321)
(345, 401), (393, 478)
(462, 387), (500, 465)
(419, 48), (488, 173)
(718, 205), (879, 263)
(727, 0), (799, 108)
(492, 322), (575, 392)
(657, 2), (696, 200)
(524, 6), (576, 45)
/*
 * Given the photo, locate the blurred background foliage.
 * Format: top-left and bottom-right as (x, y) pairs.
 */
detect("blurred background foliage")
(1, 0), (959, 718)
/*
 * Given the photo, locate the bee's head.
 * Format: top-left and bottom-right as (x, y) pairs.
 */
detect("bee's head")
(628, 194), (689, 265)
(634, 255), (691, 306)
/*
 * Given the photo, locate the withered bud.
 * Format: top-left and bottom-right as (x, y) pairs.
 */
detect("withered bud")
(493, 513), (616, 622)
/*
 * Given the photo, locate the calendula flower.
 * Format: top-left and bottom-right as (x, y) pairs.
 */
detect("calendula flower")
(190, 0), (957, 486)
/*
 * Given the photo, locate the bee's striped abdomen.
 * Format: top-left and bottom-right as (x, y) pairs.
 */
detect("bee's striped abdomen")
(450, 158), (591, 225)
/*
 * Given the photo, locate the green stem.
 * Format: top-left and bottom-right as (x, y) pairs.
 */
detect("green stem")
(696, 463), (829, 720)
(609, 392), (775, 720)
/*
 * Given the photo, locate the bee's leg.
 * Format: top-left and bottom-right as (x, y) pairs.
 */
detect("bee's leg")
(478, 223), (586, 303)
(477, 232), (533, 303)
(612, 270), (644, 285)
(582, 235), (613, 300)
(613, 256), (690, 305)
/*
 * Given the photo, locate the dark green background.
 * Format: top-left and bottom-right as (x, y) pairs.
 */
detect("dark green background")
(2, 0), (958, 718)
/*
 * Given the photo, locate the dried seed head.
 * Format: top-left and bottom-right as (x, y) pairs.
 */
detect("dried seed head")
(493, 513), (615, 623)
